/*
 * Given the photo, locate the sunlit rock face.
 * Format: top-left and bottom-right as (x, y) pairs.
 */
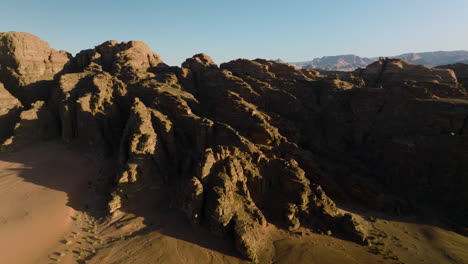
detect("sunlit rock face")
(0, 32), (71, 104)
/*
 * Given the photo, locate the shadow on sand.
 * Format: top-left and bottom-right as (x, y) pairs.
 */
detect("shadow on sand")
(0, 140), (244, 261)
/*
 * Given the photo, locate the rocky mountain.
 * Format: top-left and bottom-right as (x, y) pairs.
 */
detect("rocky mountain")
(292, 55), (374, 71)
(396, 51), (468, 67)
(290, 50), (468, 71)
(0, 32), (467, 263)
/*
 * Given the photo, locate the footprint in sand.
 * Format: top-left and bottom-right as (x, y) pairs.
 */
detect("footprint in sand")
(50, 211), (103, 261)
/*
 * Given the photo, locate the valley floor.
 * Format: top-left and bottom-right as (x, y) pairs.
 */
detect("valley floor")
(0, 142), (466, 264)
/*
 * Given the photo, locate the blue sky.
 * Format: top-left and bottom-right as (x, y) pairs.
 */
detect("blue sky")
(1, 0), (467, 65)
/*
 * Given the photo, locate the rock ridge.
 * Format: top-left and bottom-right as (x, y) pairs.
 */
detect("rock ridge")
(1, 32), (467, 262)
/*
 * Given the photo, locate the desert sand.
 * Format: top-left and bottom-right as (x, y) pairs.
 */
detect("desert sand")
(0, 142), (99, 264)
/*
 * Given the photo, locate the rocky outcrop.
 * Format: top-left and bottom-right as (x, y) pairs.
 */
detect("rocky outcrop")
(104, 53), (370, 261)
(109, 98), (167, 213)
(196, 147), (271, 262)
(74, 40), (166, 82)
(181, 53), (217, 72)
(357, 58), (466, 98)
(0, 32), (71, 104)
(0, 82), (22, 142)
(0, 78), (58, 150)
(2, 32), (468, 261)
(50, 70), (127, 155)
(437, 63), (468, 90)
(1, 101), (57, 150)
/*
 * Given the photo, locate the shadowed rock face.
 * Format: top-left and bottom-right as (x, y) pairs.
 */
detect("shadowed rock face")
(1, 100), (58, 150)
(356, 58), (467, 98)
(0, 82), (22, 142)
(0, 32), (467, 262)
(437, 63), (468, 90)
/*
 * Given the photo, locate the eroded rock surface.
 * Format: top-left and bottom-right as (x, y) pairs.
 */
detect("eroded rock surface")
(0, 32), (71, 104)
(1, 32), (467, 262)
(1, 100), (58, 150)
(0, 82), (22, 142)
(356, 57), (466, 98)
(74, 40), (166, 82)
(437, 63), (468, 90)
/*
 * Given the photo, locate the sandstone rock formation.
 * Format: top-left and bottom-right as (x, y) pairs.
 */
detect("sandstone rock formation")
(437, 63), (468, 90)
(0, 82), (22, 142)
(1, 32), (467, 262)
(52, 70), (126, 155)
(1, 100), (57, 150)
(356, 58), (466, 98)
(74, 40), (166, 82)
(0, 32), (71, 104)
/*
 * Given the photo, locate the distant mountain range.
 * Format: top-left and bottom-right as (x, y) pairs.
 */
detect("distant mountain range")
(281, 50), (468, 71)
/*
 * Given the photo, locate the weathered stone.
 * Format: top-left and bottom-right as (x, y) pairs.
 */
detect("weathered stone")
(437, 63), (468, 89)
(74, 40), (165, 82)
(182, 53), (217, 72)
(3, 32), (467, 261)
(0, 32), (71, 104)
(52, 71), (126, 154)
(1, 101), (58, 150)
(0, 82), (22, 142)
(359, 58), (466, 98)
(179, 177), (204, 225)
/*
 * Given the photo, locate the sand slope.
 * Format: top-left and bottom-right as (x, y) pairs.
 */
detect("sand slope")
(0, 142), (99, 264)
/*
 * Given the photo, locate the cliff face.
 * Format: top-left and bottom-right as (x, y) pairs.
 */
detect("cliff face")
(1, 32), (467, 262)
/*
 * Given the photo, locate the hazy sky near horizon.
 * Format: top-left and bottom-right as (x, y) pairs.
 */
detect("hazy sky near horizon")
(1, 0), (467, 66)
